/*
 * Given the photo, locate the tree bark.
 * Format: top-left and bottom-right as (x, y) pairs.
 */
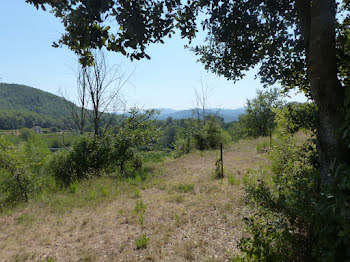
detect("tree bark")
(298, 0), (349, 184)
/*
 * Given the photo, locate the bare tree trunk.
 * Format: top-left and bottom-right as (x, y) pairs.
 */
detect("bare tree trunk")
(298, 0), (349, 184)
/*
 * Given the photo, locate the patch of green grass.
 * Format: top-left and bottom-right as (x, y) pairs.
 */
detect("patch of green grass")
(138, 151), (166, 164)
(135, 234), (149, 249)
(228, 174), (241, 185)
(174, 183), (194, 193)
(43, 178), (120, 213)
(15, 213), (36, 225)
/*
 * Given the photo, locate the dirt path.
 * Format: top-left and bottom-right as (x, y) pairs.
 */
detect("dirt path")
(0, 140), (263, 262)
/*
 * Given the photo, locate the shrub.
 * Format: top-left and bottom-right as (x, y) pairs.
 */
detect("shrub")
(173, 117), (231, 157)
(48, 134), (114, 185)
(0, 137), (45, 206)
(236, 135), (319, 261)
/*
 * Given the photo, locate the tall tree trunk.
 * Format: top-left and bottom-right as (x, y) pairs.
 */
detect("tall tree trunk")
(94, 112), (99, 136)
(306, 0), (348, 184)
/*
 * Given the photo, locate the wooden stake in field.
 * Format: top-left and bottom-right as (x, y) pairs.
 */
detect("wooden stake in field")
(220, 143), (224, 179)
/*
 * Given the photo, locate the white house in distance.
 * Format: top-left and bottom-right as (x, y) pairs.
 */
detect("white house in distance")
(32, 126), (43, 134)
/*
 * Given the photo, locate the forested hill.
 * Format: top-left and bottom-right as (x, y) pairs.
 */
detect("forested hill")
(0, 83), (73, 118)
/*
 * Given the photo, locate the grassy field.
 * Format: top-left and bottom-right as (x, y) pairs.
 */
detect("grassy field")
(0, 137), (269, 262)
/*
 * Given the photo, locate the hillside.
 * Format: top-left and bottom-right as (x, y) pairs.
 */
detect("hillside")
(0, 83), (74, 119)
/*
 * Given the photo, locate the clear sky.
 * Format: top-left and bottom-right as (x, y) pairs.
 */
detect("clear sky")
(0, 0), (307, 110)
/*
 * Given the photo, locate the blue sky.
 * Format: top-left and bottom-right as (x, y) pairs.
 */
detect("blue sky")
(0, 0), (307, 110)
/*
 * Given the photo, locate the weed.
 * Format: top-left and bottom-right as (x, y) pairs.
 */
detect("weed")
(100, 186), (108, 197)
(133, 188), (141, 199)
(133, 199), (146, 227)
(174, 213), (181, 227)
(135, 234), (149, 249)
(89, 190), (96, 199)
(69, 181), (78, 194)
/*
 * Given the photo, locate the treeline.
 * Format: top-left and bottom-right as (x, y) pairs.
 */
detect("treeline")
(0, 109), (67, 129)
(0, 109), (123, 131)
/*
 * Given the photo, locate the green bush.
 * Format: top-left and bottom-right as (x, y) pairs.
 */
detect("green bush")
(173, 117), (231, 157)
(48, 134), (115, 185)
(236, 135), (318, 261)
(0, 137), (48, 207)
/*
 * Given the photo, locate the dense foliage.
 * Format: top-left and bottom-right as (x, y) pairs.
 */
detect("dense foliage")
(173, 116), (231, 157)
(229, 89), (284, 143)
(0, 133), (52, 207)
(48, 108), (161, 185)
(0, 109), (65, 129)
(235, 99), (350, 261)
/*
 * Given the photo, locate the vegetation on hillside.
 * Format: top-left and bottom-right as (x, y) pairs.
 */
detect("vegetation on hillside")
(0, 83), (74, 118)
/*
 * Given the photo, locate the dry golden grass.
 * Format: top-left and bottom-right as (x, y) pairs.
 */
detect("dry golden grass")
(0, 138), (267, 262)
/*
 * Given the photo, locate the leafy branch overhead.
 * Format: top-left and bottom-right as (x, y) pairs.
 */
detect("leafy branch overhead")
(26, 0), (182, 65)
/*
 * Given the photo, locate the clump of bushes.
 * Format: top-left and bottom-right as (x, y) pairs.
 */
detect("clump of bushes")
(0, 134), (51, 207)
(49, 109), (161, 185)
(236, 136), (318, 261)
(48, 134), (114, 185)
(173, 116), (231, 157)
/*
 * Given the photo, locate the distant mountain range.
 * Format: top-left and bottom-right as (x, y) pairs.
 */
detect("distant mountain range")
(155, 108), (245, 122)
(0, 83), (245, 130)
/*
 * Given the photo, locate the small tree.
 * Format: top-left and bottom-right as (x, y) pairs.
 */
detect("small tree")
(193, 77), (213, 125)
(240, 88), (284, 146)
(84, 50), (128, 136)
(67, 63), (88, 135)
(113, 108), (161, 175)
